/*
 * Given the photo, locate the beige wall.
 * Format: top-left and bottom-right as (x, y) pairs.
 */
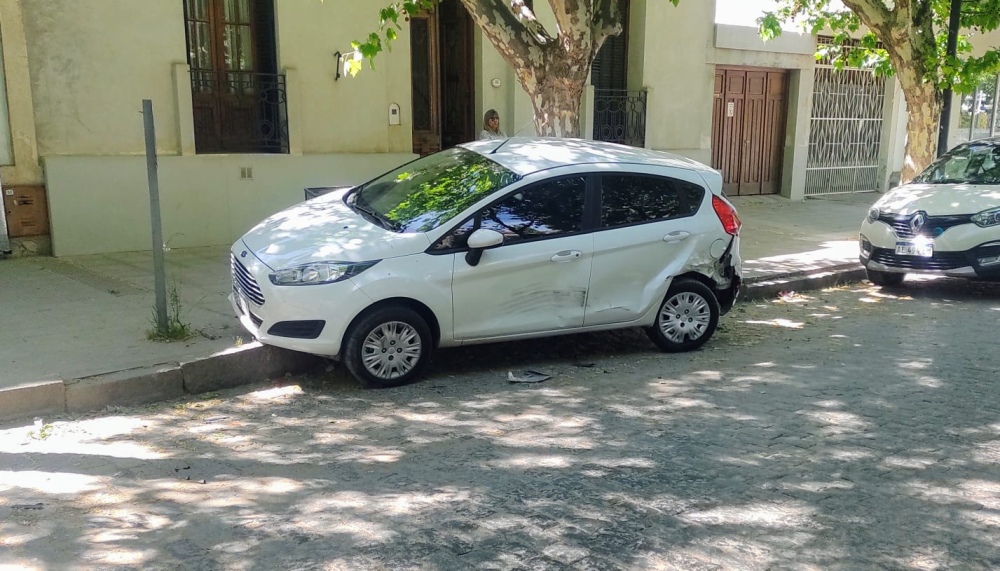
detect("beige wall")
(639, 1), (715, 163)
(44, 153), (414, 256)
(23, 0), (184, 157)
(0, 0), (41, 184)
(21, 0), (415, 158)
(274, 2), (412, 154)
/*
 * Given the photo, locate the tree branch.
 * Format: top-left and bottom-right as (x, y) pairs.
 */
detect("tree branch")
(591, 0), (623, 59)
(840, 0), (893, 34)
(547, 0), (594, 57)
(457, 0), (553, 71)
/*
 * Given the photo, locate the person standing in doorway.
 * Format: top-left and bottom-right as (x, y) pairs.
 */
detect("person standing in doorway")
(479, 109), (507, 140)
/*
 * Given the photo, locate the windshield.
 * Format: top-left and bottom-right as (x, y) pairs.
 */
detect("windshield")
(348, 147), (521, 233)
(913, 142), (1000, 185)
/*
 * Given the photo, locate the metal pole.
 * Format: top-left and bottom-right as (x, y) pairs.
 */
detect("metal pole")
(937, 0), (962, 156)
(143, 100), (168, 333)
(992, 73), (1000, 137)
(970, 87), (980, 141)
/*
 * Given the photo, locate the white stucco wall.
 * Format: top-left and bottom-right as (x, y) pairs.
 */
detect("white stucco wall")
(639, 0), (716, 163)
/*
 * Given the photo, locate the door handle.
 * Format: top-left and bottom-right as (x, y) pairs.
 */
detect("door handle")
(663, 231), (691, 243)
(550, 250), (582, 262)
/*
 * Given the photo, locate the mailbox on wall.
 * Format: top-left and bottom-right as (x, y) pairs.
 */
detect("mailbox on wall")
(2, 185), (49, 238)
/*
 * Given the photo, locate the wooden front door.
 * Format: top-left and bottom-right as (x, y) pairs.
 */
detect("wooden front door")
(411, 0), (475, 156)
(712, 67), (788, 196)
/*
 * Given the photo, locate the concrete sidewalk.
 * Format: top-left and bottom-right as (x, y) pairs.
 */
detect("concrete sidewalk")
(0, 192), (873, 422)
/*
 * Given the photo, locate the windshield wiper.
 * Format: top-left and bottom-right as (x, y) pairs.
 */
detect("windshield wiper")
(348, 194), (399, 232)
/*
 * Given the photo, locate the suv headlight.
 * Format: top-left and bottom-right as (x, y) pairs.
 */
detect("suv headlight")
(972, 207), (1000, 227)
(867, 207), (880, 223)
(268, 261), (379, 286)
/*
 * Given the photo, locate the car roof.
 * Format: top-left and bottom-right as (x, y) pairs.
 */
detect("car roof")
(459, 137), (718, 177)
(956, 136), (1000, 150)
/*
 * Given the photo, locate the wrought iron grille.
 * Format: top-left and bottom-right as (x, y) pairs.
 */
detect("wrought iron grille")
(804, 68), (886, 195)
(805, 50), (887, 195)
(593, 89), (647, 148)
(190, 70), (289, 154)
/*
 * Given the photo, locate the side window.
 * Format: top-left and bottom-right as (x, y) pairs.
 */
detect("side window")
(600, 175), (704, 228)
(429, 176), (587, 251)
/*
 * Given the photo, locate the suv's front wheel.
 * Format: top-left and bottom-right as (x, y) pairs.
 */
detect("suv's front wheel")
(646, 279), (720, 352)
(343, 305), (433, 388)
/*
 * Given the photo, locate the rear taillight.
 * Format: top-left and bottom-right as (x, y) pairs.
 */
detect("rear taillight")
(712, 195), (741, 236)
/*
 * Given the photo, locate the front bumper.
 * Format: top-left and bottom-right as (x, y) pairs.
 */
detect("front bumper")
(859, 234), (1000, 280)
(229, 243), (374, 357)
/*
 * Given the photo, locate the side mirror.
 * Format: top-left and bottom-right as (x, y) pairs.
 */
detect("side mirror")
(465, 228), (504, 266)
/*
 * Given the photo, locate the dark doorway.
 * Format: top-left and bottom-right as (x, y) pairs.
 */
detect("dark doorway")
(410, 0), (476, 156)
(711, 67), (788, 195)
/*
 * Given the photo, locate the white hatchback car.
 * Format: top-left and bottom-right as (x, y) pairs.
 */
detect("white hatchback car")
(231, 138), (743, 387)
(860, 137), (1000, 286)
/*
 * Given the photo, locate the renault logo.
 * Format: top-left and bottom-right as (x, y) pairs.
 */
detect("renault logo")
(909, 212), (927, 234)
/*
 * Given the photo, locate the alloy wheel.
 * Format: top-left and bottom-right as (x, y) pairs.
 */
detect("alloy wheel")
(659, 292), (711, 343)
(361, 321), (423, 380)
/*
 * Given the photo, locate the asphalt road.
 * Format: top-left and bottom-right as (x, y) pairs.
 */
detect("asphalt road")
(2, 277), (999, 570)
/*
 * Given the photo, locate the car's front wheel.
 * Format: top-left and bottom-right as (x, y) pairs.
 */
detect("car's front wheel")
(343, 306), (433, 388)
(867, 269), (905, 288)
(646, 279), (720, 353)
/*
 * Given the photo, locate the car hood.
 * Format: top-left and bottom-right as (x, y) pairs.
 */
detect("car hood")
(239, 188), (431, 270)
(876, 183), (1000, 215)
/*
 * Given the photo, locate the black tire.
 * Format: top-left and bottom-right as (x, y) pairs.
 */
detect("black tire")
(343, 305), (433, 388)
(645, 279), (720, 353)
(867, 269), (905, 288)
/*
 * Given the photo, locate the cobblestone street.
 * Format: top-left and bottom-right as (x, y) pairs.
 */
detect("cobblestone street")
(2, 278), (999, 570)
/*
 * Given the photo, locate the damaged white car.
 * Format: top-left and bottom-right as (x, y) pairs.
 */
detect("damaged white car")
(231, 138), (743, 387)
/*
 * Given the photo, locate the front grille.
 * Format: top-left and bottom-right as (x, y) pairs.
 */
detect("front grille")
(877, 213), (972, 239)
(231, 253), (266, 306)
(870, 248), (970, 271)
(267, 320), (325, 339)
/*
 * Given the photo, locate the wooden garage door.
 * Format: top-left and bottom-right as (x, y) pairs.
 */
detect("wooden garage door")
(712, 67), (788, 196)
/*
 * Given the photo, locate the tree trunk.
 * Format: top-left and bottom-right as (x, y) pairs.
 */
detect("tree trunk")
(527, 76), (588, 137)
(900, 80), (941, 183)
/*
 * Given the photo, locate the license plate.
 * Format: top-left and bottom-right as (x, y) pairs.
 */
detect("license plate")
(895, 242), (933, 257)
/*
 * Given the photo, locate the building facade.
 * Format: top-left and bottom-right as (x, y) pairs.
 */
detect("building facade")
(0, 0), (996, 257)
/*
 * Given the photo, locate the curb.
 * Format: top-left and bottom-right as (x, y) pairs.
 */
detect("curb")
(740, 263), (867, 301)
(0, 265), (869, 425)
(0, 343), (324, 425)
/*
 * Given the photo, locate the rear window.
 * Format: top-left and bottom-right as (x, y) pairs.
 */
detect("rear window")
(600, 174), (705, 228)
(351, 147), (521, 233)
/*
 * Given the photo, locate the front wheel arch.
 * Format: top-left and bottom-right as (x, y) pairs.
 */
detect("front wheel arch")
(344, 297), (441, 349)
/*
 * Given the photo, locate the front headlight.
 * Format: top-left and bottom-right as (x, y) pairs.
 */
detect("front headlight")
(268, 261), (379, 286)
(972, 207), (1000, 227)
(867, 207), (880, 223)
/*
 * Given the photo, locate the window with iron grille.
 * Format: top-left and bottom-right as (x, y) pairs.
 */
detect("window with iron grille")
(183, 0), (288, 154)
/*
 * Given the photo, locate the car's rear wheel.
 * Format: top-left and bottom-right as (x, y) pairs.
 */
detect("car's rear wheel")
(343, 306), (432, 388)
(646, 279), (720, 353)
(867, 269), (905, 288)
